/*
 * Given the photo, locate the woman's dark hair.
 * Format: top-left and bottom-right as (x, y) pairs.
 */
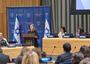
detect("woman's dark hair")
(80, 45), (86, 53)
(80, 28), (84, 34)
(72, 52), (84, 64)
(61, 26), (66, 32)
(80, 46), (90, 57)
(78, 28), (84, 34)
(63, 43), (71, 52)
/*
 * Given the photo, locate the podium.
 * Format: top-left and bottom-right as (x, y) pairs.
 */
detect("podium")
(22, 34), (37, 46)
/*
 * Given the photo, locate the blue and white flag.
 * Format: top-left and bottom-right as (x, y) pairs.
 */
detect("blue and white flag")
(13, 16), (21, 44)
(44, 17), (50, 38)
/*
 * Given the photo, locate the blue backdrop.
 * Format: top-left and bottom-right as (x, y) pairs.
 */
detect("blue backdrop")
(7, 6), (51, 47)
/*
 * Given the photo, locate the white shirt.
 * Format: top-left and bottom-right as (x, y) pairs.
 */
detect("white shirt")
(58, 32), (65, 38)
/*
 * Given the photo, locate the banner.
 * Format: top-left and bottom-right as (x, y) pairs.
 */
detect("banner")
(7, 6), (51, 47)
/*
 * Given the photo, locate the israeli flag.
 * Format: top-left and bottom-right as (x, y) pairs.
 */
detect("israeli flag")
(44, 17), (50, 38)
(13, 16), (21, 44)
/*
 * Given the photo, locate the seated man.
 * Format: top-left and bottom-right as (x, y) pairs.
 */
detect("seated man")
(0, 48), (10, 64)
(0, 33), (9, 46)
(55, 43), (72, 64)
(72, 52), (84, 64)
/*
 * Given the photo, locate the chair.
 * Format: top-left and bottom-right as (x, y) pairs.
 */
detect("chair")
(86, 33), (90, 38)
(62, 59), (72, 64)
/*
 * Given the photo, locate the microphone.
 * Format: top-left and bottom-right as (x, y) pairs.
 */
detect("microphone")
(51, 46), (56, 55)
(72, 46), (76, 53)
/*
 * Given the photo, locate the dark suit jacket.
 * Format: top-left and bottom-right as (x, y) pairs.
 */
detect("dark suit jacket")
(15, 56), (22, 64)
(0, 53), (10, 64)
(55, 52), (72, 64)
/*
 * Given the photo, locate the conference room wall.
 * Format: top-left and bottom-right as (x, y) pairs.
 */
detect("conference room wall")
(0, 0), (40, 38)
(41, 0), (90, 34)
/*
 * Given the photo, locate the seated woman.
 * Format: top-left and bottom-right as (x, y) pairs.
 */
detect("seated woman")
(58, 26), (66, 38)
(76, 28), (85, 38)
(15, 47), (30, 64)
(0, 33), (9, 47)
(22, 49), (39, 64)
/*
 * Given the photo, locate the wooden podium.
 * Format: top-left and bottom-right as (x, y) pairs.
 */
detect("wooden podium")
(22, 34), (36, 46)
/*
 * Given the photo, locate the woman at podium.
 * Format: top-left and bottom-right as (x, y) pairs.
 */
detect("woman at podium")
(28, 24), (38, 47)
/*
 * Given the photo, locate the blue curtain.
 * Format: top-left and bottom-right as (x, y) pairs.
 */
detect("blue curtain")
(7, 6), (51, 47)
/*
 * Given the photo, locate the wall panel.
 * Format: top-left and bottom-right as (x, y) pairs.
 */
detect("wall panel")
(0, 0), (3, 13)
(43, 0), (90, 34)
(0, 0), (40, 38)
(0, 13), (3, 32)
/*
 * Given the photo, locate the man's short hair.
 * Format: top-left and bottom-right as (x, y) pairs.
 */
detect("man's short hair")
(63, 43), (71, 52)
(72, 52), (84, 64)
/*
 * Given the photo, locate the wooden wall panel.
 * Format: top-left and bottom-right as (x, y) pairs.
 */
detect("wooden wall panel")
(0, 0), (3, 13)
(6, 0), (40, 7)
(0, 13), (3, 32)
(6, 0), (17, 7)
(0, 0), (40, 38)
(2, 13), (7, 38)
(0, 0), (3, 32)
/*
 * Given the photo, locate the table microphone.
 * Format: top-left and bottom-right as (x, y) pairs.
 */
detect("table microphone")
(51, 46), (56, 55)
(72, 46), (76, 53)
